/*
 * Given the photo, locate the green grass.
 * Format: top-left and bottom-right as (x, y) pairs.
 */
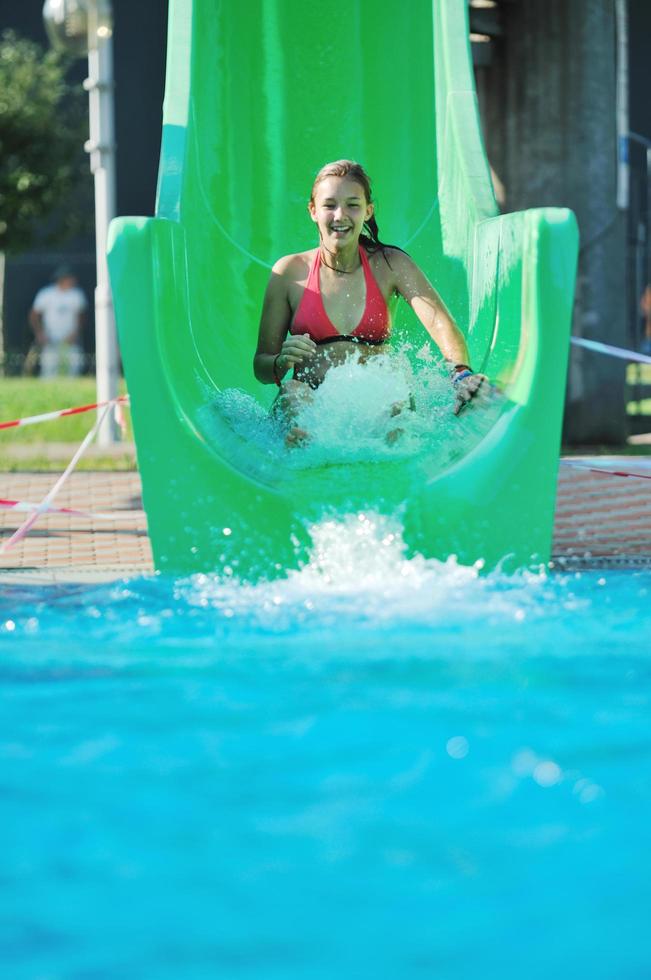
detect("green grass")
(0, 378), (132, 445)
(627, 399), (651, 417)
(562, 444), (651, 457)
(1, 454), (138, 473)
(627, 363), (651, 385)
(0, 378), (136, 471)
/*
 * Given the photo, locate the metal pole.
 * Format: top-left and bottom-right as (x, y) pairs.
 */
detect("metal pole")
(647, 148), (651, 289)
(615, 0), (629, 211)
(627, 137), (651, 286)
(84, 0), (119, 444)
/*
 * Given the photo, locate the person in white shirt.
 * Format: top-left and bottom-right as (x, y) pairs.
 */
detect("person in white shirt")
(29, 266), (87, 378)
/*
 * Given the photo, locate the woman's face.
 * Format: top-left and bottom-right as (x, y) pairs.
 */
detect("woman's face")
(309, 176), (374, 249)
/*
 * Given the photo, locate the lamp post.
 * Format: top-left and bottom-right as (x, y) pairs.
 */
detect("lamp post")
(43, 0), (120, 445)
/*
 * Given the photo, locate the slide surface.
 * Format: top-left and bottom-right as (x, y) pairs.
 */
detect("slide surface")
(107, 0), (578, 578)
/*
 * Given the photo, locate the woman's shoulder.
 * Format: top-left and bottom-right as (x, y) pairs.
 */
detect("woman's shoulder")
(366, 245), (415, 285)
(365, 244), (412, 265)
(271, 248), (316, 279)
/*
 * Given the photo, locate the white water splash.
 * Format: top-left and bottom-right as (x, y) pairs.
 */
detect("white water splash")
(203, 349), (498, 476)
(176, 510), (558, 636)
(291, 353), (427, 459)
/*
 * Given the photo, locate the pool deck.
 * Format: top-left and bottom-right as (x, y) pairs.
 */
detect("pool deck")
(0, 469), (152, 585)
(1, 456), (650, 584)
(553, 457), (651, 570)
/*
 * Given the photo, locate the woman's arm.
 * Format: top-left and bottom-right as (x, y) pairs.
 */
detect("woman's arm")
(390, 250), (470, 366)
(390, 250), (485, 414)
(254, 257), (316, 385)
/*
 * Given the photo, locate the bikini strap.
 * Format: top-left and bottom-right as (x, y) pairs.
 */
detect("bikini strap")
(358, 244), (373, 277)
(307, 248), (321, 288)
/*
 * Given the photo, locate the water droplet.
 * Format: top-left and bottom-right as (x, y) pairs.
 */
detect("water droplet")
(446, 736), (469, 759)
(512, 748), (538, 776)
(533, 760), (561, 787)
(579, 783), (604, 804)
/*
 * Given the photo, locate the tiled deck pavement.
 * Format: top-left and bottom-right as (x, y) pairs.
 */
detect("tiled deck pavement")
(1, 457), (650, 584)
(553, 458), (651, 568)
(0, 470), (152, 584)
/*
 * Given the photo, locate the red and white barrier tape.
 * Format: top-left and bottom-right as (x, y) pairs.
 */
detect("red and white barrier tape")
(571, 336), (651, 364)
(0, 401), (117, 554)
(560, 459), (651, 481)
(0, 395), (129, 431)
(0, 498), (144, 521)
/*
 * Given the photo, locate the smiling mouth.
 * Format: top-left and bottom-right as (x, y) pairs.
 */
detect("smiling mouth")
(331, 226), (351, 234)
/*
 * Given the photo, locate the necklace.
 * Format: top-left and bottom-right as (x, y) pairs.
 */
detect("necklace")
(319, 248), (360, 275)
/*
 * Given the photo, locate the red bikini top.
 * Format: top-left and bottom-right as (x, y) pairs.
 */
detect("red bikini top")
(290, 246), (390, 345)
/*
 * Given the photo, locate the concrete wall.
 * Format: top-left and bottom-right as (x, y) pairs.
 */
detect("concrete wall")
(475, 0), (628, 444)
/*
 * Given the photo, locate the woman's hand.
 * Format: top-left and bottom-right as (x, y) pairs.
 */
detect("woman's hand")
(276, 334), (317, 373)
(453, 372), (487, 416)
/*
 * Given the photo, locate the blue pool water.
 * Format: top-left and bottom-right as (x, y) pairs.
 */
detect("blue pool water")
(2, 516), (651, 979)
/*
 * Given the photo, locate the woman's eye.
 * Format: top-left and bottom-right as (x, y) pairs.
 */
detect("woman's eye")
(321, 203), (360, 210)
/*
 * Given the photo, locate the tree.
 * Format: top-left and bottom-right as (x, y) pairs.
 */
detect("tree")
(0, 29), (92, 255)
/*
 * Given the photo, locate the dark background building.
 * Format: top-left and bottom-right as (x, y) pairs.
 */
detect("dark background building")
(472, 0), (651, 443)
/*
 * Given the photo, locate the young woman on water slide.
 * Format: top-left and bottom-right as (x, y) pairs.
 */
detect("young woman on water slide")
(254, 159), (485, 443)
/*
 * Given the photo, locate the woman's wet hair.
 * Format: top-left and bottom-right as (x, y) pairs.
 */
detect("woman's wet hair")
(310, 159), (405, 263)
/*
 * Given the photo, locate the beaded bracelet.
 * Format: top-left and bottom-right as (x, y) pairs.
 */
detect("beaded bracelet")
(451, 367), (473, 385)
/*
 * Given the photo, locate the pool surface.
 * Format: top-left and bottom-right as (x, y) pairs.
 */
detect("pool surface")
(2, 516), (651, 979)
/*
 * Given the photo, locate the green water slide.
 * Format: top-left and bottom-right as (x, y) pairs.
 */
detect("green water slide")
(107, 0), (578, 578)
